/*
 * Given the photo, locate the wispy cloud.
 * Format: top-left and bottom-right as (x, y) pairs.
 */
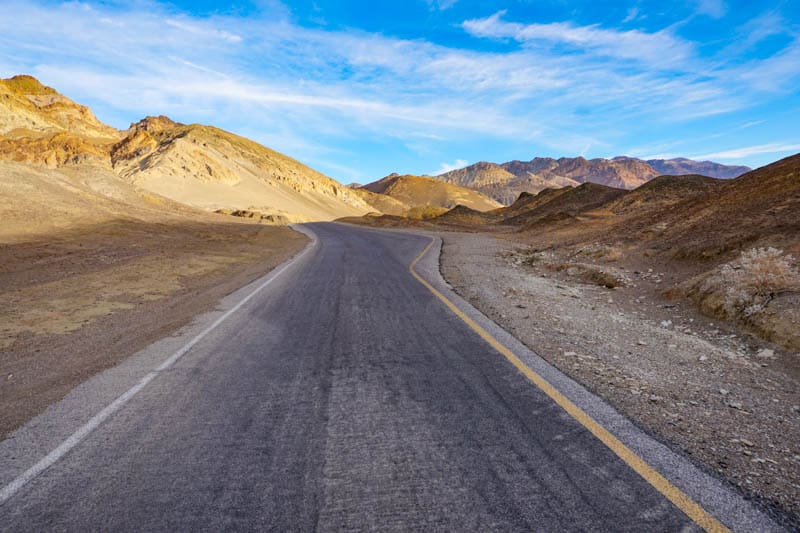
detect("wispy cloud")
(622, 8), (640, 24)
(424, 0), (458, 11)
(694, 0), (727, 19)
(164, 19), (243, 43)
(462, 11), (693, 66)
(0, 0), (796, 176)
(433, 159), (468, 175)
(694, 143), (800, 160)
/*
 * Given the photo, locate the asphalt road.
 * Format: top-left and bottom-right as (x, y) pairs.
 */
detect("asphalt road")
(0, 222), (775, 531)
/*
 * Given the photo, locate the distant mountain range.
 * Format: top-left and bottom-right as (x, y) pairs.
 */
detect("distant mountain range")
(435, 156), (750, 205)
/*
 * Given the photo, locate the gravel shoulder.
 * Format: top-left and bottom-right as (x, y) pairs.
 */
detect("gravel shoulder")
(439, 230), (800, 528)
(0, 220), (306, 438)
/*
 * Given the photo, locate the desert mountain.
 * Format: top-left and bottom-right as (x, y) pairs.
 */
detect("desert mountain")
(349, 187), (410, 216)
(458, 154), (798, 352)
(649, 153), (800, 258)
(643, 158), (750, 179)
(0, 75), (120, 167)
(0, 74), (373, 223)
(360, 173), (502, 212)
(607, 174), (724, 215)
(500, 183), (628, 227)
(110, 116), (372, 222)
(437, 153), (799, 260)
(0, 75), (119, 140)
(436, 156), (750, 205)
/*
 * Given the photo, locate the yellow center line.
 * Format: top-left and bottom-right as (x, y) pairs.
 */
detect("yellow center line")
(409, 237), (730, 533)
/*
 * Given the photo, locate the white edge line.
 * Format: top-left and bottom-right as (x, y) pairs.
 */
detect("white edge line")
(0, 225), (318, 506)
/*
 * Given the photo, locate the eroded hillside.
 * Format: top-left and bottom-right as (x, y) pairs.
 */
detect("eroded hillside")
(110, 116), (372, 222)
(0, 75), (374, 223)
(361, 173), (502, 212)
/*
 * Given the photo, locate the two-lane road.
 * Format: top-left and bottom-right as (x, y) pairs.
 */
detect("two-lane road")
(0, 223), (779, 531)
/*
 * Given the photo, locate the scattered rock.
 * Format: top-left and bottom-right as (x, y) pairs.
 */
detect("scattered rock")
(756, 348), (776, 359)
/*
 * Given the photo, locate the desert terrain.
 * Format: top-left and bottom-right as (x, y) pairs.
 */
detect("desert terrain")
(1, 72), (796, 529)
(343, 154), (800, 526)
(0, 157), (307, 437)
(0, 75), (362, 435)
(0, 75), (511, 438)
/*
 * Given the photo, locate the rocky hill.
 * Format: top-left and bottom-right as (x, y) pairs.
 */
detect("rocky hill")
(431, 154), (799, 353)
(361, 173), (503, 212)
(0, 75), (119, 140)
(0, 75), (373, 223)
(0, 75), (121, 167)
(349, 187), (410, 216)
(443, 155), (797, 259)
(437, 156), (750, 204)
(500, 183), (628, 227)
(110, 116), (372, 222)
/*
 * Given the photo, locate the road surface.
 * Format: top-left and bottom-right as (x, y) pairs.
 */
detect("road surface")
(0, 223), (779, 531)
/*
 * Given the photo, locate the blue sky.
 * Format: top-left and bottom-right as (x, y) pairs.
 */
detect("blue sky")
(1, 0), (799, 183)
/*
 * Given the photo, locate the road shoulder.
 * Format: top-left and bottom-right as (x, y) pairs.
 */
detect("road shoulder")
(406, 227), (785, 532)
(0, 225), (318, 500)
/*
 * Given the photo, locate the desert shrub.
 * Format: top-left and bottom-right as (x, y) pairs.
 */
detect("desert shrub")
(404, 205), (449, 220)
(553, 262), (627, 288)
(720, 247), (800, 317)
(523, 249), (555, 265)
(574, 243), (624, 262)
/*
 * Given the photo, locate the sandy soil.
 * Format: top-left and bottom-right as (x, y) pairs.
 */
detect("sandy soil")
(0, 219), (306, 438)
(439, 231), (800, 528)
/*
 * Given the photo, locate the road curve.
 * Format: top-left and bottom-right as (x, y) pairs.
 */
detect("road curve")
(0, 222), (778, 531)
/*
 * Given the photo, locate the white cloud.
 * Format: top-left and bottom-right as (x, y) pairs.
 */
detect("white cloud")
(695, 0), (727, 19)
(622, 8), (640, 23)
(737, 40), (800, 92)
(165, 18), (243, 43)
(462, 11), (693, 67)
(0, 0), (796, 170)
(433, 159), (468, 175)
(425, 0), (458, 11)
(694, 143), (800, 160)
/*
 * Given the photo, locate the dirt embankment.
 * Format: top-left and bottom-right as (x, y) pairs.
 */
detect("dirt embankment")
(439, 231), (800, 528)
(0, 219), (306, 438)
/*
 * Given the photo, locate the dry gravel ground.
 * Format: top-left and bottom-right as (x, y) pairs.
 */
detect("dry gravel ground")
(0, 220), (306, 438)
(439, 231), (800, 528)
